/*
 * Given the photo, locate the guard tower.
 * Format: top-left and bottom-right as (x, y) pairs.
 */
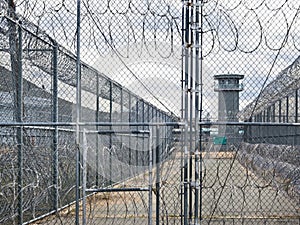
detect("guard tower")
(213, 74), (244, 144)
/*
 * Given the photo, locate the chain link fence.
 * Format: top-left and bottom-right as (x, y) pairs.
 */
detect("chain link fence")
(0, 0), (300, 225)
(182, 0), (300, 224)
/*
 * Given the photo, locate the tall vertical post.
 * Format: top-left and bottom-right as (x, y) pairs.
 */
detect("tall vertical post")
(75, 0), (81, 224)
(109, 81), (113, 185)
(17, 22), (23, 225)
(163, 113), (166, 156)
(194, 0), (202, 222)
(120, 88), (124, 180)
(180, 1), (185, 222)
(155, 126), (160, 225)
(151, 106), (155, 185)
(128, 93), (132, 167)
(266, 107), (270, 142)
(96, 75), (99, 187)
(136, 99), (139, 170)
(120, 88), (124, 147)
(52, 43), (59, 211)
(267, 107), (270, 122)
(147, 103), (150, 164)
(295, 90), (299, 145)
(272, 104), (276, 122)
(82, 129), (87, 225)
(183, 0), (190, 224)
(189, 3), (194, 221)
(142, 100), (145, 166)
(148, 128), (153, 225)
(286, 96), (289, 123)
(286, 96), (289, 145)
(278, 99), (282, 123)
(295, 90), (298, 123)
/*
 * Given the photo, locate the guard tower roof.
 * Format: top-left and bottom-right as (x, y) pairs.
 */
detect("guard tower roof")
(213, 74), (244, 80)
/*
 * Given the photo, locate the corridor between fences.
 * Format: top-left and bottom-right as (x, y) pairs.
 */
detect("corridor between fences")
(0, 0), (299, 224)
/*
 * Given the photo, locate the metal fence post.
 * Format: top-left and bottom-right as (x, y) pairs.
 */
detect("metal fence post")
(120, 87), (124, 179)
(286, 96), (289, 144)
(286, 96), (289, 123)
(152, 106), (155, 169)
(194, 0), (202, 222)
(96, 74), (99, 187)
(142, 100), (145, 167)
(129, 93), (132, 166)
(52, 42), (59, 211)
(136, 100), (139, 170)
(155, 125), (160, 225)
(296, 90), (299, 145)
(82, 129), (87, 225)
(120, 87), (124, 146)
(295, 89), (298, 123)
(180, 0), (185, 223)
(17, 22), (23, 225)
(279, 99), (282, 123)
(148, 129), (153, 225)
(189, 2), (194, 219)
(272, 103), (276, 122)
(75, 0), (81, 224)
(109, 81), (112, 185)
(147, 103), (150, 164)
(163, 113), (166, 157)
(183, 0), (190, 223)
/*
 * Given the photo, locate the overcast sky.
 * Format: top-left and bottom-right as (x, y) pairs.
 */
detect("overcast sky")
(3, 0), (300, 120)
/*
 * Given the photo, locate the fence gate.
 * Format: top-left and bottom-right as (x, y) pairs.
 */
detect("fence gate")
(0, 0), (300, 225)
(182, 0), (300, 225)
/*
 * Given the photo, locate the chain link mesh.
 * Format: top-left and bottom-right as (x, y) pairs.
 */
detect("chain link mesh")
(0, 0), (300, 225)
